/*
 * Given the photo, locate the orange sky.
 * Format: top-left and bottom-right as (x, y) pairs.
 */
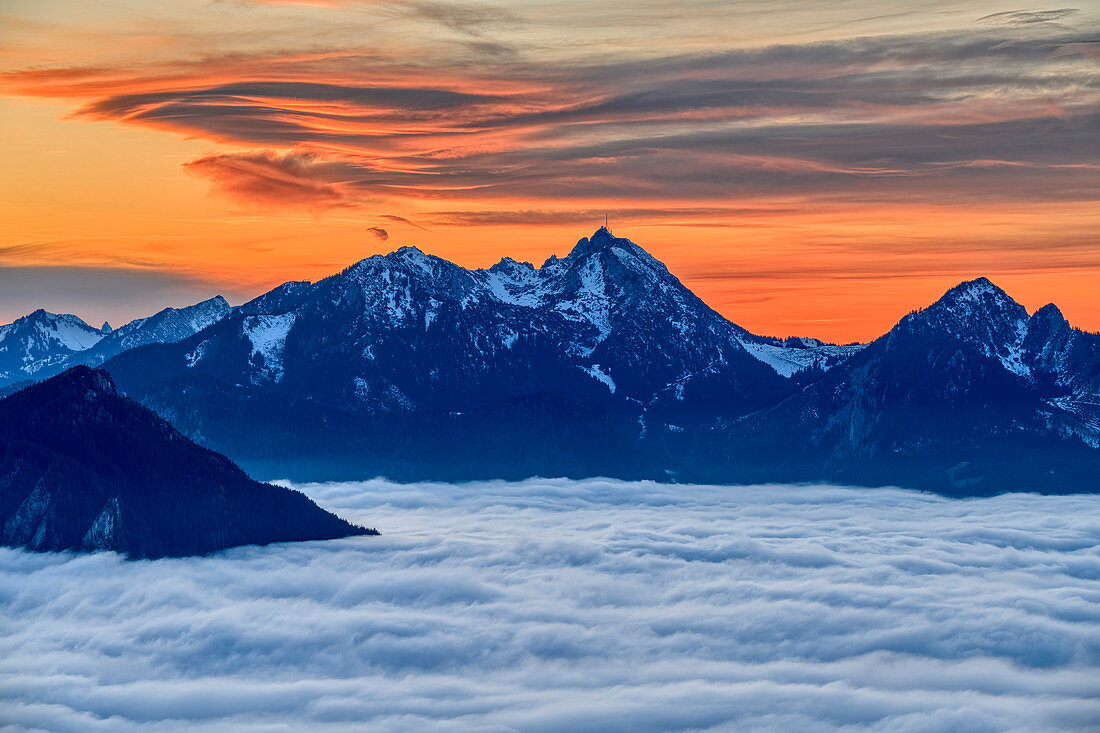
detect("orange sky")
(1, 0), (1097, 342)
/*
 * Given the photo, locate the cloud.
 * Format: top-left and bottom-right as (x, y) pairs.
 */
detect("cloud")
(379, 214), (431, 231)
(978, 8), (1079, 26)
(4, 24), (1098, 213)
(366, 226), (388, 241)
(2, 479), (1098, 731)
(183, 149), (357, 211)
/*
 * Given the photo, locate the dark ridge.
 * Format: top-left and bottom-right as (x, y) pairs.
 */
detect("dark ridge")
(0, 366), (376, 558)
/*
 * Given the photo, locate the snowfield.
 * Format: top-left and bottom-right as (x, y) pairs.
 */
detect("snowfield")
(2, 479), (1098, 732)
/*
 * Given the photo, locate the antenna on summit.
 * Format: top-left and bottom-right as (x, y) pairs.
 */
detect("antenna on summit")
(604, 213), (610, 232)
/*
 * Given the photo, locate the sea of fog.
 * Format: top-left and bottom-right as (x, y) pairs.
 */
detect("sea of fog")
(2, 479), (1099, 732)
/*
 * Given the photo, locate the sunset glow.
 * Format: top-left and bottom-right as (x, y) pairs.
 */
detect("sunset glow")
(2, 0), (1098, 341)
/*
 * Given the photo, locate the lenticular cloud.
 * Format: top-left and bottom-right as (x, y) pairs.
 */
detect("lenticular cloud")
(2, 480), (1098, 731)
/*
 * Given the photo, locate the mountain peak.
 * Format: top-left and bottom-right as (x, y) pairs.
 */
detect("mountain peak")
(392, 244), (428, 258)
(1032, 302), (1067, 326)
(346, 245), (447, 277)
(568, 227), (620, 257)
(591, 224), (614, 241)
(489, 256), (535, 274)
(942, 276), (1005, 300)
(565, 227), (659, 267)
(23, 308), (58, 324)
(930, 277), (1025, 320)
(15, 364), (118, 402)
(895, 276), (1032, 376)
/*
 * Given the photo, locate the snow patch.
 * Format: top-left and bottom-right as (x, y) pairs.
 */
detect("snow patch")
(42, 316), (105, 351)
(739, 340), (863, 378)
(580, 363), (615, 393)
(998, 319), (1031, 377)
(185, 340), (209, 368)
(243, 313), (296, 383)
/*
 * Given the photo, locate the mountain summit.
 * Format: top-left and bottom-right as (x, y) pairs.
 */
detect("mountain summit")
(714, 274), (1100, 493)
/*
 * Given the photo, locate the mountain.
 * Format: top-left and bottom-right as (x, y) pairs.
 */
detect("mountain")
(79, 295), (231, 367)
(0, 296), (231, 390)
(103, 228), (807, 480)
(708, 278), (1100, 493)
(90, 230), (1097, 493)
(0, 366), (375, 558)
(0, 309), (106, 385)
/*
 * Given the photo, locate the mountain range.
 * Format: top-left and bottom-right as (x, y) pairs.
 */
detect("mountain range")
(0, 296), (229, 390)
(2, 227), (1096, 494)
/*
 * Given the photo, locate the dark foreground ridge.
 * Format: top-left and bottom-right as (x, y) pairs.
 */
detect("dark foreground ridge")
(0, 366), (376, 558)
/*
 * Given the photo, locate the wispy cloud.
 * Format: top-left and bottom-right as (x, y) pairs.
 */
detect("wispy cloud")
(182, 150), (358, 211)
(4, 23), (1097, 213)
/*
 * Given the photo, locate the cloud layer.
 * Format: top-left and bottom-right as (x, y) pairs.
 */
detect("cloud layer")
(4, 7), (1098, 217)
(2, 479), (1098, 731)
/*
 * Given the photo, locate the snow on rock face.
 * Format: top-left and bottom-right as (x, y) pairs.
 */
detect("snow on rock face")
(243, 313), (296, 383)
(580, 363), (616, 393)
(738, 340), (864, 378)
(38, 314), (106, 352)
(185, 340), (209, 368)
(81, 497), (122, 551)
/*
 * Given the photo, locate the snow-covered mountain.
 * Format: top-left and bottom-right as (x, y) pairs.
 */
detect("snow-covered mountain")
(0, 310), (107, 385)
(105, 228), (807, 480)
(80, 295), (231, 367)
(0, 296), (231, 389)
(712, 277), (1100, 493)
(10, 229), (1091, 493)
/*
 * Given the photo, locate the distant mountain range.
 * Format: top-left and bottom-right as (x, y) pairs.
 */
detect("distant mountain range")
(0, 296), (229, 389)
(0, 366), (374, 558)
(2, 227), (1097, 494)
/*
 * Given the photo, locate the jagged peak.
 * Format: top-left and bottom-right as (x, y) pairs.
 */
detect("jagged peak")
(489, 256), (535, 273)
(942, 276), (1003, 299)
(563, 228), (664, 273)
(391, 244), (429, 258)
(101, 321), (112, 332)
(345, 245), (450, 275)
(1031, 302), (1067, 325)
(5, 308), (100, 333)
(176, 294), (231, 315)
(568, 227), (633, 258)
(893, 277), (1035, 376)
(929, 276), (1025, 318)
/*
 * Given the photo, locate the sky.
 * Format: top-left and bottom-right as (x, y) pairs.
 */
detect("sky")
(2, 478), (1099, 731)
(1, 0), (1097, 342)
